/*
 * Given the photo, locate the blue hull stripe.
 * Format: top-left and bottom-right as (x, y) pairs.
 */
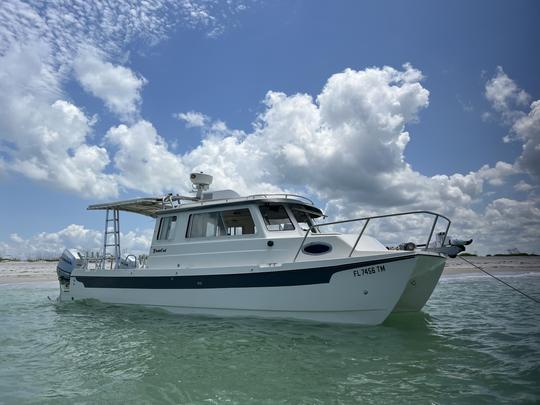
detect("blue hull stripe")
(74, 255), (415, 289)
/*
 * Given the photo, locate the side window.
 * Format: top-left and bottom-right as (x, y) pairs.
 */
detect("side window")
(188, 212), (226, 238)
(222, 209), (256, 235)
(157, 216), (177, 240)
(187, 209), (256, 238)
(259, 205), (295, 231)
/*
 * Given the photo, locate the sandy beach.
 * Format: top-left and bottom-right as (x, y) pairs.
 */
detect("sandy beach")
(1, 256), (538, 284)
(444, 256), (540, 275)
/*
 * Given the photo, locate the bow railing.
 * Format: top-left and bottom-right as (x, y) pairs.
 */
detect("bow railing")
(293, 210), (451, 262)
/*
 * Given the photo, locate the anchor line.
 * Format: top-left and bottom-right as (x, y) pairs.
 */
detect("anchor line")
(458, 256), (539, 304)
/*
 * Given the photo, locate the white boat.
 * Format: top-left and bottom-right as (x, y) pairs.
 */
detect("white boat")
(57, 173), (464, 325)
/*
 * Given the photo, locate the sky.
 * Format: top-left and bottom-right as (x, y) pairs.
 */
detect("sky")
(0, 0), (539, 258)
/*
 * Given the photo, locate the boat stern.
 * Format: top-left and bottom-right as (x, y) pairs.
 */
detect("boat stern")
(56, 249), (84, 302)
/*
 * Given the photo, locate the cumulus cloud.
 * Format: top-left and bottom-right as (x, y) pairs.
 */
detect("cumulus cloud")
(163, 65), (511, 216)
(484, 67), (540, 181)
(107, 65), (524, 212)
(74, 48), (147, 120)
(514, 180), (534, 193)
(174, 111), (209, 128)
(0, 0), (251, 198)
(0, 44), (118, 197)
(105, 120), (189, 194)
(0, 225), (153, 260)
(485, 66), (531, 123)
(0, 0), (250, 71)
(510, 100), (540, 179)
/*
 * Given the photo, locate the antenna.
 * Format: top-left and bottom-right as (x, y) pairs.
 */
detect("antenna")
(190, 172), (213, 199)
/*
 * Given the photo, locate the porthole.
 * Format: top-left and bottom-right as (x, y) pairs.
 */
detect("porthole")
(303, 242), (332, 255)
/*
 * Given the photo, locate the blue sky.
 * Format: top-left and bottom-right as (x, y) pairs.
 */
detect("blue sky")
(0, 0), (539, 257)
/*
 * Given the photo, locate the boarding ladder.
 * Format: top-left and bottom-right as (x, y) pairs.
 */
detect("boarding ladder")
(99, 209), (121, 269)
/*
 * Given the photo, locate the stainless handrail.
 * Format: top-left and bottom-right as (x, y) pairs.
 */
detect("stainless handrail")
(178, 193), (316, 208)
(248, 193), (315, 205)
(292, 210), (451, 262)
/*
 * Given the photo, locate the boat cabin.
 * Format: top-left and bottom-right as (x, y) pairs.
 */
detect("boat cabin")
(86, 173), (388, 270)
(147, 196), (333, 269)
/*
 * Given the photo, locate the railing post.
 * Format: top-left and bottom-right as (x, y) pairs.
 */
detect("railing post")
(425, 215), (439, 250)
(293, 227), (313, 263)
(348, 219), (370, 257)
(442, 221), (451, 246)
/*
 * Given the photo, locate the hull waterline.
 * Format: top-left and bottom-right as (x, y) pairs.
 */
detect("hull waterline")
(59, 254), (418, 325)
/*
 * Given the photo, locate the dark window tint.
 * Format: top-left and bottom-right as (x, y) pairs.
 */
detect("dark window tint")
(157, 216), (177, 240)
(292, 208), (318, 232)
(259, 205), (295, 231)
(303, 243), (332, 255)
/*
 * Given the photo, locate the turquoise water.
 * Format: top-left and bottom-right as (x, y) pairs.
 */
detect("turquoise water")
(1, 273), (539, 404)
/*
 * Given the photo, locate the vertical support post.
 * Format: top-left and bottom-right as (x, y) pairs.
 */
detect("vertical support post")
(101, 209), (110, 269)
(114, 209), (120, 269)
(349, 219), (370, 257)
(425, 215), (439, 250)
(293, 228), (312, 263)
(100, 208), (121, 270)
(442, 220), (451, 246)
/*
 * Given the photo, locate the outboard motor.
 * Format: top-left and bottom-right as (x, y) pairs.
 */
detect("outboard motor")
(119, 254), (138, 269)
(57, 249), (84, 285)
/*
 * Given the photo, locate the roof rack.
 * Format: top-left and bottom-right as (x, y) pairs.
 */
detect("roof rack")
(87, 194), (197, 217)
(88, 192), (317, 217)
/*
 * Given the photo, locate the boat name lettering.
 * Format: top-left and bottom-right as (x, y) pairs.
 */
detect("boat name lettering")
(353, 265), (386, 277)
(153, 248), (167, 253)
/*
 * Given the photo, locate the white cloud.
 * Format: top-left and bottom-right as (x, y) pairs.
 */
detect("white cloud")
(105, 120), (189, 194)
(482, 198), (540, 252)
(0, 44), (118, 198)
(74, 48), (147, 120)
(484, 68), (540, 181)
(0, 225), (153, 260)
(485, 66), (531, 123)
(510, 100), (540, 179)
(175, 111), (209, 128)
(0, 1), (250, 71)
(107, 65), (524, 213)
(169, 65), (505, 216)
(0, 0), (251, 198)
(475, 161), (518, 186)
(514, 180), (534, 192)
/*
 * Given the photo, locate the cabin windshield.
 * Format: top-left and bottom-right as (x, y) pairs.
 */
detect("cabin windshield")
(259, 204), (295, 231)
(291, 207), (318, 233)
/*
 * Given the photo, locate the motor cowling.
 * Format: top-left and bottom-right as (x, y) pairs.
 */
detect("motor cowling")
(57, 249), (84, 282)
(119, 255), (138, 269)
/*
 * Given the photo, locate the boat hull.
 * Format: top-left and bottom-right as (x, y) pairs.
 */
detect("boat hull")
(392, 253), (446, 312)
(59, 253), (418, 325)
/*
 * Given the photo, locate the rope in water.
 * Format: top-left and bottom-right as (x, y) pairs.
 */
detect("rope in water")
(458, 256), (539, 304)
